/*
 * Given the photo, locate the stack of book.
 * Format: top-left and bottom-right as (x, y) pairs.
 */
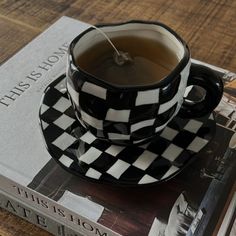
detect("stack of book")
(0, 17), (235, 236)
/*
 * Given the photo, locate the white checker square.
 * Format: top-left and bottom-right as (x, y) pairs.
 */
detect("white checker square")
(79, 147), (102, 164)
(160, 127), (178, 141)
(162, 144), (183, 162)
(108, 133), (130, 140)
(187, 137), (208, 152)
(53, 96), (71, 113)
(81, 110), (103, 130)
(41, 104), (49, 113)
(161, 166), (179, 180)
(184, 85), (193, 98)
(55, 80), (66, 93)
(82, 82), (107, 100)
(184, 119), (203, 133)
(133, 150), (157, 170)
(106, 160), (130, 179)
(105, 108), (130, 122)
(80, 132), (96, 144)
(105, 145), (125, 156)
(67, 82), (80, 106)
(52, 132), (77, 151)
(41, 120), (49, 129)
(70, 62), (78, 71)
(85, 168), (102, 179)
(59, 155), (73, 167)
(131, 119), (155, 132)
(135, 89), (159, 106)
(138, 174), (158, 184)
(54, 114), (75, 130)
(180, 61), (191, 79)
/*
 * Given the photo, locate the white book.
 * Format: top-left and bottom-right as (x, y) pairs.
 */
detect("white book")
(0, 16), (118, 236)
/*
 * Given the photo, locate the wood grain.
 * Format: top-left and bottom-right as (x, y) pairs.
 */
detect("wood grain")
(0, 208), (50, 236)
(0, 0), (236, 235)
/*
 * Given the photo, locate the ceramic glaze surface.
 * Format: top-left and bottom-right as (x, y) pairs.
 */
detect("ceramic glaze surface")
(39, 75), (216, 185)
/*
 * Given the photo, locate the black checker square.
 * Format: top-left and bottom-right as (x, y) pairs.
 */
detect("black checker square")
(159, 75), (181, 104)
(79, 92), (108, 120)
(131, 126), (155, 141)
(44, 124), (65, 143)
(129, 103), (159, 124)
(119, 166), (145, 183)
(146, 157), (172, 180)
(100, 172), (119, 183)
(168, 116), (190, 131)
(155, 103), (178, 127)
(90, 153), (117, 173)
(106, 90), (137, 109)
(39, 74), (216, 186)
(172, 130), (196, 148)
(40, 108), (62, 123)
(117, 146), (145, 164)
(103, 121), (130, 135)
(64, 106), (77, 119)
(44, 87), (63, 107)
(70, 160), (90, 175)
(48, 145), (65, 160)
(196, 125), (214, 141)
(91, 139), (111, 152)
(146, 137), (171, 155)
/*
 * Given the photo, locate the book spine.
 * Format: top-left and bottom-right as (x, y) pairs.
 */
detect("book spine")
(0, 174), (121, 236)
(0, 189), (83, 236)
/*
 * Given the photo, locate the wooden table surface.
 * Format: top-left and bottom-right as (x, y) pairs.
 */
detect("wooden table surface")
(0, 0), (235, 235)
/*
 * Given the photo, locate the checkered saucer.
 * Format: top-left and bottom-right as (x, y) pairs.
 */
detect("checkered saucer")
(39, 74), (216, 186)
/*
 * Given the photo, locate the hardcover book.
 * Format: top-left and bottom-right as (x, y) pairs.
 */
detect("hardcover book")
(0, 16), (236, 236)
(0, 189), (83, 236)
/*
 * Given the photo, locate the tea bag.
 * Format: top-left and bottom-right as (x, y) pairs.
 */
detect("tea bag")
(91, 25), (133, 66)
(113, 50), (133, 66)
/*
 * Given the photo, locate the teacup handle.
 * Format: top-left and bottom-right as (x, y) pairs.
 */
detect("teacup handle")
(178, 63), (223, 118)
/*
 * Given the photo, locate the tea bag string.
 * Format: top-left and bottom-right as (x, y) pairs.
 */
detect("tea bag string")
(90, 25), (133, 66)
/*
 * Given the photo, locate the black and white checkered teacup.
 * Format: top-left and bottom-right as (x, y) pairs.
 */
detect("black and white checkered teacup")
(66, 20), (223, 146)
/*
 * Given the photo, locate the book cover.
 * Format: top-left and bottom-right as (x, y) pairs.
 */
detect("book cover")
(0, 16), (236, 236)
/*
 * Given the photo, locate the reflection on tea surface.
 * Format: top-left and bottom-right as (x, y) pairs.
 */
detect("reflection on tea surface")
(76, 36), (179, 86)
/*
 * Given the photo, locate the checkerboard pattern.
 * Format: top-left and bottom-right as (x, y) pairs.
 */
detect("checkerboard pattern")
(39, 75), (216, 185)
(67, 61), (191, 145)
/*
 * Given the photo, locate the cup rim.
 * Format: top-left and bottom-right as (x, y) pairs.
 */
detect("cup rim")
(69, 20), (190, 91)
